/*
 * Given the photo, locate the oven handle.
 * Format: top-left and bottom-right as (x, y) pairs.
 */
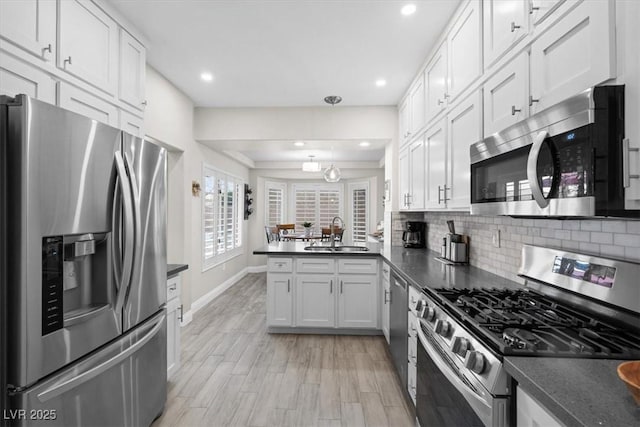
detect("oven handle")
(417, 326), (494, 420)
(526, 130), (550, 209)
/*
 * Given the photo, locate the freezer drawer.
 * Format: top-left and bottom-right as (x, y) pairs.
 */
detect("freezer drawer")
(9, 310), (166, 426)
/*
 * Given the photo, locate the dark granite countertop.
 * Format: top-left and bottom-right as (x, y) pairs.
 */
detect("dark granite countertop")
(167, 264), (188, 278)
(253, 244), (639, 424)
(505, 357), (639, 427)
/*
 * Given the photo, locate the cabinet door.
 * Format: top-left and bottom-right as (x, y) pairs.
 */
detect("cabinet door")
(483, 51), (528, 137)
(58, 82), (118, 126)
(407, 357), (417, 405)
(119, 29), (146, 111)
(58, 0), (118, 94)
(409, 138), (425, 210)
(338, 275), (377, 329)
(381, 272), (390, 344)
(530, 0), (568, 29)
(120, 109), (144, 137)
(399, 146), (411, 210)
(409, 75), (425, 134)
(295, 275), (335, 328)
(425, 119), (447, 209)
(0, 52), (56, 104)
(166, 296), (181, 378)
(447, 90), (482, 210)
(530, 0), (614, 115)
(399, 97), (410, 144)
(267, 274), (293, 326)
(516, 386), (564, 427)
(483, 0), (529, 67)
(447, 0), (482, 101)
(425, 43), (448, 123)
(0, 0), (56, 61)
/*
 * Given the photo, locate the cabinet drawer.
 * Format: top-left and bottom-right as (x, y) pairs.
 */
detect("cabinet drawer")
(338, 258), (377, 274)
(296, 257), (335, 274)
(167, 275), (180, 302)
(408, 334), (418, 366)
(268, 257), (293, 273)
(408, 312), (418, 338)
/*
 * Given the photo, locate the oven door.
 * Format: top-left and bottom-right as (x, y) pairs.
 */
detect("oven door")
(416, 325), (509, 427)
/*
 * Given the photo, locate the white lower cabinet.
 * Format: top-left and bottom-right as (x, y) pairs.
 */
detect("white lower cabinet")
(266, 273), (293, 326)
(517, 386), (565, 427)
(266, 256), (380, 331)
(166, 274), (182, 379)
(295, 274), (335, 328)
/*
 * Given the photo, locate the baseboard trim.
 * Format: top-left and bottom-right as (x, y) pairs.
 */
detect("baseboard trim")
(267, 327), (383, 335)
(191, 267), (248, 315)
(247, 265), (267, 273)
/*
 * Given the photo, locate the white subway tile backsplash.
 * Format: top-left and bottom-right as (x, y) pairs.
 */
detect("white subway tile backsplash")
(390, 211), (640, 283)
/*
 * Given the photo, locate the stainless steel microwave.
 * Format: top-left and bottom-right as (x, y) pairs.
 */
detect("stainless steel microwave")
(470, 85), (638, 218)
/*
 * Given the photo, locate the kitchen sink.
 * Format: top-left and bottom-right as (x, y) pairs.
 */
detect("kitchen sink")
(303, 245), (369, 252)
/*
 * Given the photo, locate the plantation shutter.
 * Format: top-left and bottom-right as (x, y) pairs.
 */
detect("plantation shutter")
(351, 187), (368, 243)
(266, 184), (285, 226)
(318, 189), (341, 230)
(294, 188), (316, 232)
(203, 174), (216, 260)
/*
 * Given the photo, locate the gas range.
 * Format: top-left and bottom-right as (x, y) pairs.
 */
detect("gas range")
(412, 245), (640, 427)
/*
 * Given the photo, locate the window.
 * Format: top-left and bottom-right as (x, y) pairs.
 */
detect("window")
(292, 184), (342, 232)
(349, 182), (369, 244)
(203, 164), (243, 269)
(265, 181), (286, 226)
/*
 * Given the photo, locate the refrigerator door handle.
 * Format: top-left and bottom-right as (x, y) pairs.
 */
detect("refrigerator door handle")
(123, 152), (142, 301)
(114, 151), (135, 314)
(111, 179), (123, 290)
(36, 312), (166, 403)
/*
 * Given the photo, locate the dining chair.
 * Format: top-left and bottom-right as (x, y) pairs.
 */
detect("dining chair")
(265, 226), (278, 243)
(276, 223), (296, 241)
(321, 227), (343, 242)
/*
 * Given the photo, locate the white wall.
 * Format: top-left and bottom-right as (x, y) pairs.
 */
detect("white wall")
(144, 65), (250, 312)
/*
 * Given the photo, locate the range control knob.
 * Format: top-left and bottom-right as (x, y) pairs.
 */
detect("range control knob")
(450, 337), (470, 357)
(434, 319), (451, 337)
(423, 306), (436, 322)
(415, 299), (425, 313)
(464, 351), (486, 374)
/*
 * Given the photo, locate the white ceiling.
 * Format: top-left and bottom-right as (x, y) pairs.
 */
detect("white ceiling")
(109, 0), (461, 166)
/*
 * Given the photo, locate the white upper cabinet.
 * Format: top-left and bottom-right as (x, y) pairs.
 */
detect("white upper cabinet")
(529, 0), (615, 115)
(399, 97), (410, 145)
(447, 0), (482, 102)
(409, 138), (426, 210)
(425, 42), (448, 123)
(119, 109), (144, 137)
(399, 146), (411, 210)
(529, 0), (568, 29)
(447, 90), (482, 209)
(409, 75), (426, 136)
(483, 51), (529, 136)
(425, 119), (447, 209)
(58, 82), (118, 127)
(58, 0), (119, 95)
(483, 0), (529, 67)
(0, 0), (56, 61)
(119, 29), (146, 111)
(0, 51), (56, 104)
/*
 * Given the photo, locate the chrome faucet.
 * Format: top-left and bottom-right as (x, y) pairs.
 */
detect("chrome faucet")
(330, 216), (345, 248)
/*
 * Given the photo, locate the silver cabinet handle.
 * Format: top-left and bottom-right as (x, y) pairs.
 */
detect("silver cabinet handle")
(511, 22), (521, 32)
(287, 279), (290, 293)
(444, 93), (450, 99)
(527, 130), (551, 209)
(438, 185), (443, 204)
(64, 56), (72, 66)
(340, 280), (343, 294)
(529, 95), (539, 107)
(43, 43), (52, 54)
(142, 100), (148, 106)
(511, 105), (522, 116)
(437, 99), (444, 106)
(623, 138), (640, 188)
(178, 304), (183, 322)
(330, 280), (333, 294)
(529, 1), (540, 14)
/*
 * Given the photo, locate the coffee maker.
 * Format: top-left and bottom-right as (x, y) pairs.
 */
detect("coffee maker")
(402, 221), (426, 248)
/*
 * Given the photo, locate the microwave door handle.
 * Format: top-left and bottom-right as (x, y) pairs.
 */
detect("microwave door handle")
(527, 130), (550, 209)
(114, 151), (135, 315)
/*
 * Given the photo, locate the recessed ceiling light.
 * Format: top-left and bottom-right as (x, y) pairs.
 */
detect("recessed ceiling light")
(200, 72), (213, 82)
(401, 4), (416, 16)
(294, 141), (305, 147)
(360, 141), (371, 147)
(375, 79), (387, 87)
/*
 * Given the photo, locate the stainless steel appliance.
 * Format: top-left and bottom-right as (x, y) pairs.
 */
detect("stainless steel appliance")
(0, 95), (167, 426)
(412, 245), (640, 427)
(470, 85), (638, 218)
(402, 221), (426, 248)
(389, 271), (408, 389)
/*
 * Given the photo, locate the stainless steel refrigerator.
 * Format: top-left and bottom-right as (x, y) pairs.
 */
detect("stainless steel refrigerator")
(0, 95), (167, 426)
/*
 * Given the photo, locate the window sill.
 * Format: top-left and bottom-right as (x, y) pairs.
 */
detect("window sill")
(202, 249), (244, 273)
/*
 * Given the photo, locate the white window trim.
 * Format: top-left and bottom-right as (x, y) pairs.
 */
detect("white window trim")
(264, 180), (287, 226)
(202, 163), (244, 272)
(348, 181), (370, 244)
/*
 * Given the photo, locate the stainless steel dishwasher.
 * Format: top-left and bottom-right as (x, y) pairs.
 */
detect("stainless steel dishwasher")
(389, 271), (408, 390)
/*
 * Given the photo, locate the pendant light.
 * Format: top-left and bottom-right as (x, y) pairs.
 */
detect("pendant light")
(323, 96), (342, 183)
(302, 155), (321, 172)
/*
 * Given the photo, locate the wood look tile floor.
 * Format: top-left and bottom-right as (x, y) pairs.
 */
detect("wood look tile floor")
(153, 273), (415, 427)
